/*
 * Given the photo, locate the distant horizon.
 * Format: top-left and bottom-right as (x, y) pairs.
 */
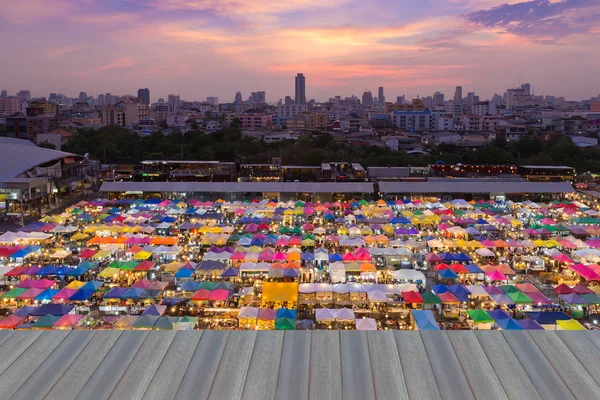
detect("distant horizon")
(3, 0), (600, 102)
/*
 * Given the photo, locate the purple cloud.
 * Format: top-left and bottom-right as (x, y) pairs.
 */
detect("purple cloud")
(466, 0), (600, 42)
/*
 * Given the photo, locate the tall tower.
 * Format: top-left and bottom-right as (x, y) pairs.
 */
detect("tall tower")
(295, 73), (306, 104)
(137, 88), (150, 105)
(234, 91), (242, 103)
(454, 86), (463, 104)
(378, 87), (385, 104)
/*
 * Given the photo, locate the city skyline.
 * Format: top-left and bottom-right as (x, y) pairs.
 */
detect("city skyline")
(2, 0), (600, 101)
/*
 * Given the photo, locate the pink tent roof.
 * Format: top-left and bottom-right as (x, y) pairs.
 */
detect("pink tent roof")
(569, 263), (600, 281)
(275, 238), (289, 246)
(53, 314), (84, 328)
(53, 288), (78, 300)
(486, 270), (508, 281)
(208, 289), (231, 301)
(558, 239), (577, 249)
(0, 315), (26, 329)
(272, 252), (287, 261)
(257, 308), (277, 320)
(18, 287), (46, 299)
(552, 254), (574, 263)
(526, 292), (553, 305)
(343, 253), (357, 262)
(230, 252), (246, 260)
(17, 278), (56, 289)
(132, 279), (153, 289)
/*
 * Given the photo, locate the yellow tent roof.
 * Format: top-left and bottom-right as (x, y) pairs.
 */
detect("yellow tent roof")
(66, 281), (86, 289)
(133, 251), (152, 260)
(71, 232), (89, 241)
(98, 267), (120, 278)
(557, 319), (586, 330)
(262, 282), (298, 303)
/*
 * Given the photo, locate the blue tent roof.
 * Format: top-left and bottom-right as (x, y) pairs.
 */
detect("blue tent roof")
(38, 266), (58, 276)
(454, 253), (472, 262)
(70, 289), (96, 301)
(175, 268), (194, 279)
(29, 304), (74, 316)
(517, 318), (544, 330)
(35, 288), (59, 301)
(411, 310), (440, 330)
(104, 287), (128, 299)
(438, 269), (459, 280)
(447, 285), (470, 302)
(179, 281), (200, 292)
(464, 263), (484, 274)
(301, 252), (314, 261)
(284, 269), (298, 278)
(432, 284), (449, 294)
(438, 252), (457, 261)
(81, 280), (103, 291)
(524, 311), (571, 324)
(13, 305), (38, 317)
(488, 309), (523, 330)
(329, 254), (343, 262)
(65, 267), (87, 276)
(276, 308), (297, 319)
(221, 268), (238, 278)
(390, 217), (411, 224)
(122, 287), (145, 299)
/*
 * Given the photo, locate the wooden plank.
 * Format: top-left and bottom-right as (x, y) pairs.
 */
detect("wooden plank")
(11, 330), (95, 400)
(0, 331), (41, 376)
(141, 331), (202, 400)
(556, 331), (600, 387)
(0, 330), (68, 399)
(421, 331), (475, 400)
(208, 331), (257, 400)
(0, 331), (15, 348)
(308, 331), (342, 400)
(528, 331), (600, 399)
(108, 331), (176, 400)
(446, 331), (507, 400)
(174, 330), (229, 400)
(502, 331), (575, 400)
(366, 330), (409, 400)
(393, 331), (441, 400)
(339, 331), (375, 400)
(44, 331), (122, 400)
(473, 331), (541, 400)
(74, 331), (149, 400)
(275, 331), (311, 400)
(242, 331), (284, 400)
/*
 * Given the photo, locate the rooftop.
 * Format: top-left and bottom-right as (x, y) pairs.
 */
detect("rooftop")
(100, 181), (374, 193)
(0, 330), (598, 399)
(379, 180), (574, 194)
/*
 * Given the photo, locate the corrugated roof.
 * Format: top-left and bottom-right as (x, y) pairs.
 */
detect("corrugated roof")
(100, 181), (374, 193)
(0, 138), (76, 184)
(379, 181), (574, 194)
(0, 331), (599, 399)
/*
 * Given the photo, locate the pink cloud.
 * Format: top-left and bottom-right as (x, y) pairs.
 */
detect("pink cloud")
(75, 57), (136, 75)
(48, 45), (88, 57)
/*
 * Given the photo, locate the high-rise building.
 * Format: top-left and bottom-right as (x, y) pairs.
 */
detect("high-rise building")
(234, 92), (242, 103)
(521, 83), (531, 96)
(0, 97), (21, 117)
(591, 102), (600, 113)
(168, 94), (180, 109)
(433, 92), (445, 106)
(250, 91), (266, 104)
(378, 87), (385, 104)
(396, 96), (405, 105)
(506, 88), (527, 110)
(362, 91), (374, 107)
(0, 90), (7, 99)
(295, 73), (306, 104)
(454, 86), (463, 105)
(284, 96), (293, 105)
(207, 97), (218, 104)
(491, 94), (504, 107)
(78, 92), (88, 103)
(138, 88), (150, 105)
(17, 90), (31, 104)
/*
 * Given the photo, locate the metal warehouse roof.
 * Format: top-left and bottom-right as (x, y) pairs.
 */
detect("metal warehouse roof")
(379, 181), (575, 194)
(0, 330), (599, 399)
(0, 138), (76, 184)
(100, 181), (374, 194)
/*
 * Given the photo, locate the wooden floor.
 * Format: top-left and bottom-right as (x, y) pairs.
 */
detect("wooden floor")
(0, 330), (599, 400)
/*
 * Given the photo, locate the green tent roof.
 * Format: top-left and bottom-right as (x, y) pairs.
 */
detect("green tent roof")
(120, 261), (140, 271)
(508, 291), (533, 304)
(498, 285), (520, 294)
(1, 287), (28, 299)
(32, 314), (61, 329)
(275, 317), (296, 330)
(422, 292), (442, 304)
(466, 309), (494, 324)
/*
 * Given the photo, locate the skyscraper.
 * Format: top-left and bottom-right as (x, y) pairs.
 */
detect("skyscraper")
(433, 92), (444, 106)
(78, 92), (88, 103)
(284, 96), (293, 105)
(454, 86), (462, 104)
(521, 83), (531, 96)
(295, 73), (306, 104)
(0, 90), (7, 99)
(362, 91), (374, 107)
(234, 91), (242, 103)
(138, 88), (150, 105)
(251, 91), (266, 104)
(378, 87), (385, 104)
(168, 94), (180, 109)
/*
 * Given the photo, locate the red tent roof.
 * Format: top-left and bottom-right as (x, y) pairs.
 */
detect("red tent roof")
(402, 290), (424, 303)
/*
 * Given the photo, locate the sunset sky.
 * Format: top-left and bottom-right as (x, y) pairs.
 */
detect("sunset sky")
(3, 0), (599, 102)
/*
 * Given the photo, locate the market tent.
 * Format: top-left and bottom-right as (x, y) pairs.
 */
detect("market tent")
(517, 318), (544, 330)
(557, 319), (586, 330)
(142, 305), (167, 316)
(524, 311), (571, 325)
(411, 310), (440, 330)
(356, 318), (377, 331)
(467, 309), (494, 324)
(507, 291), (533, 305)
(488, 309), (523, 330)
(29, 304), (74, 316)
(114, 315), (139, 329)
(559, 293), (588, 305)
(32, 314), (61, 330)
(153, 316), (178, 330)
(53, 314), (84, 330)
(421, 292), (442, 304)
(402, 290), (424, 303)
(0, 315), (26, 329)
(315, 308), (336, 322)
(133, 315), (160, 330)
(262, 282), (298, 303)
